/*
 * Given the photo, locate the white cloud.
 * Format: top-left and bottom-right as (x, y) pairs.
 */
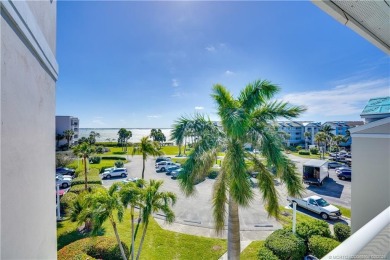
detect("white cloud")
(195, 106), (204, 110)
(205, 45), (216, 52)
(147, 115), (161, 118)
(280, 78), (389, 117)
(172, 78), (179, 87)
(225, 70), (235, 76)
(92, 119), (105, 126)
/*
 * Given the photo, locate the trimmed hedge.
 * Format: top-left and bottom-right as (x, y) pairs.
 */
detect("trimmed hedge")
(57, 236), (129, 260)
(71, 175), (102, 186)
(308, 235), (340, 258)
(310, 147), (319, 155)
(333, 223), (351, 242)
(285, 219), (332, 242)
(298, 150), (310, 155)
(208, 170), (219, 179)
(101, 156), (126, 161)
(258, 246), (279, 260)
(60, 192), (78, 212)
(265, 229), (306, 260)
(69, 184), (104, 194)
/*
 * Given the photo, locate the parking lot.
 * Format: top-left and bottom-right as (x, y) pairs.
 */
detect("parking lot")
(101, 154), (351, 237)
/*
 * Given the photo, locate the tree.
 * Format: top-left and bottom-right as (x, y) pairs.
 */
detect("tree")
(88, 131), (100, 145)
(63, 129), (75, 149)
(332, 135), (344, 151)
(73, 142), (95, 190)
(132, 136), (163, 180)
(56, 134), (64, 148)
(135, 180), (176, 260)
(171, 117), (190, 156)
(320, 125), (334, 151)
(82, 184), (127, 260)
(118, 128), (132, 152)
(171, 80), (305, 259)
(150, 129), (157, 141)
(304, 131), (311, 150)
(119, 180), (144, 260)
(314, 132), (327, 159)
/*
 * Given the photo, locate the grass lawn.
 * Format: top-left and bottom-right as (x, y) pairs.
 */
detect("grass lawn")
(57, 212), (227, 259)
(289, 151), (322, 159)
(277, 205), (317, 226)
(334, 204), (351, 218)
(240, 240), (265, 259)
(68, 158), (128, 175)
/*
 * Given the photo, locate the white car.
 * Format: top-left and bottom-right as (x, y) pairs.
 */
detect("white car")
(155, 161), (180, 172)
(102, 168), (128, 179)
(56, 175), (71, 189)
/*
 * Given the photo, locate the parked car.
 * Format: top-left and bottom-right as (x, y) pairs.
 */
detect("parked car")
(171, 168), (184, 179)
(336, 168), (352, 180)
(287, 195), (342, 220)
(122, 177), (140, 184)
(56, 172), (74, 179)
(56, 175), (71, 189)
(155, 161), (180, 172)
(155, 156), (171, 163)
(101, 168), (127, 179)
(56, 167), (75, 177)
(327, 161), (347, 169)
(166, 165), (181, 175)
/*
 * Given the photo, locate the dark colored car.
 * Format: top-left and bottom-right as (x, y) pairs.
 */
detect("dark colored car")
(56, 167), (75, 177)
(336, 169), (351, 180)
(155, 156), (171, 163)
(328, 161), (347, 169)
(166, 165), (181, 175)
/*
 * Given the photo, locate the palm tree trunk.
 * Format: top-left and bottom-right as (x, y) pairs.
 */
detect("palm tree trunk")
(178, 144), (182, 156)
(84, 155), (88, 191)
(111, 219), (127, 260)
(228, 195), (240, 260)
(141, 158), (145, 180)
(136, 221), (149, 260)
(130, 208), (135, 260)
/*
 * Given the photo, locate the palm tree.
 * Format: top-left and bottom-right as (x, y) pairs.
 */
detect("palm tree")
(56, 133), (64, 148)
(136, 179), (176, 260)
(315, 132), (327, 159)
(132, 136), (163, 180)
(304, 131), (311, 150)
(171, 117), (190, 156)
(332, 135), (344, 151)
(63, 129), (74, 149)
(119, 180), (145, 260)
(83, 184), (127, 260)
(118, 128), (132, 152)
(88, 131), (100, 145)
(320, 124), (335, 151)
(73, 142), (95, 190)
(171, 80), (305, 259)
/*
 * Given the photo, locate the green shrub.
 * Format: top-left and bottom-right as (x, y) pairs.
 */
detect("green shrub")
(95, 142), (118, 147)
(95, 146), (104, 154)
(329, 146), (339, 152)
(310, 147), (319, 155)
(71, 175), (102, 186)
(298, 150), (310, 155)
(114, 160), (124, 168)
(265, 229), (306, 260)
(288, 146), (297, 152)
(308, 235), (340, 258)
(60, 192), (78, 212)
(208, 170), (219, 179)
(101, 156), (126, 161)
(285, 219), (331, 242)
(69, 184), (103, 194)
(333, 223), (351, 242)
(258, 246), (279, 260)
(57, 236), (129, 260)
(89, 156), (101, 164)
(296, 145), (302, 151)
(113, 151), (126, 155)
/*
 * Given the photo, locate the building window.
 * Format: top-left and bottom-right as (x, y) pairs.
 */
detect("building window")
(74, 135), (78, 139)
(295, 137), (300, 140)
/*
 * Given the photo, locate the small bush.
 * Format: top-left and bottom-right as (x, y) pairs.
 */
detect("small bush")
(310, 147), (319, 155)
(114, 160), (124, 168)
(258, 246), (279, 260)
(333, 223), (351, 242)
(288, 146), (297, 152)
(89, 156), (101, 164)
(57, 236), (129, 260)
(296, 145), (302, 151)
(285, 219), (331, 242)
(308, 235), (340, 258)
(298, 150), (310, 155)
(60, 192), (78, 212)
(95, 146), (105, 154)
(208, 170), (219, 179)
(265, 229), (306, 260)
(56, 154), (75, 168)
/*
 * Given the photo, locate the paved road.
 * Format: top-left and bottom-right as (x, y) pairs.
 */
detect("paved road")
(101, 154), (351, 238)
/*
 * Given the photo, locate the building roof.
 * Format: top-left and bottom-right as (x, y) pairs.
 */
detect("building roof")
(360, 97), (390, 117)
(312, 0), (390, 54)
(345, 121), (365, 128)
(277, 121), (303, 128)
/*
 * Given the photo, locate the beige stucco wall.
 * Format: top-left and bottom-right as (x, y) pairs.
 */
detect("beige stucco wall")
(351, 133), (390, 233)
(1, 1), (57, 258)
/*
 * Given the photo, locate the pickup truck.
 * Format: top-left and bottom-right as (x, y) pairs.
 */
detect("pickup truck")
(287, 195), (341, 220)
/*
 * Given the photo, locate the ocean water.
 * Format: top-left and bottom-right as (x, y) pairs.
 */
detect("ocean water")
(79, 128), (173, 143)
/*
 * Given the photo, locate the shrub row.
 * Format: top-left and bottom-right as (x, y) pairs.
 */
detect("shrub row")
(310, 147), (319, 155)
(298, 150), (310, 155)
(257, 246), (279, 260)
(69, 184), (104, 194)
(285, 219), (331, 242)
(101, 156), (126, 161)
(71, 178), (102, 186)
(264, 229), (306, 260)
(308, 235), (340, 258)
(57, 236), (129, 260)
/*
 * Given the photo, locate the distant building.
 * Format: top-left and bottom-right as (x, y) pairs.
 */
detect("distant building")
(277, 121), (305, 146)
(56, 116), (80, 146)
(302, 122), (321, 145)
(322, 121), (364, 147)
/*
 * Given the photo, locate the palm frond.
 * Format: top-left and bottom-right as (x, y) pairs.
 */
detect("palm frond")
(212, 168), (228, 234)
(238, 79), (280, 112)
(278, 156), (305, 198)
(251, 100), (306, 123)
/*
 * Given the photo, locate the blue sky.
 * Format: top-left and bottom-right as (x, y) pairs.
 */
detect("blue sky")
(56, 1), (389, 128)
